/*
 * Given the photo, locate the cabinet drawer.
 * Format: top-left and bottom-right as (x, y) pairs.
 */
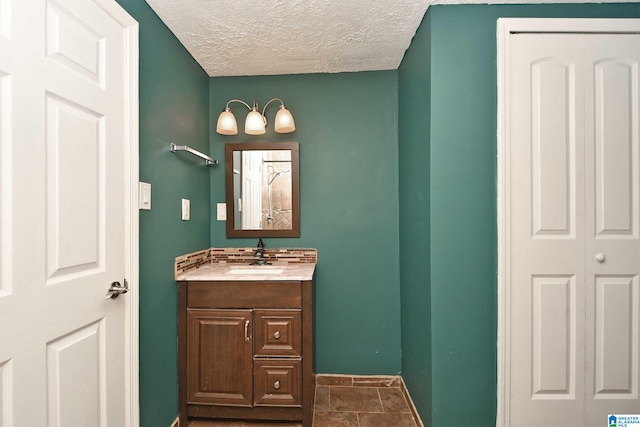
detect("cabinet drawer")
(254, 359), (302, 407)
(254, 310), (302, 357)
(187, 281), (302, 308)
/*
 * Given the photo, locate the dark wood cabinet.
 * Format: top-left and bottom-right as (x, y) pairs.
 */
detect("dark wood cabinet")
(178, 280), (314, 426)
(186, 309), (253, 407)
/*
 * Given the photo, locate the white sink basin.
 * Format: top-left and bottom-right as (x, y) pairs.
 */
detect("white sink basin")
(225, 268), (285, 275)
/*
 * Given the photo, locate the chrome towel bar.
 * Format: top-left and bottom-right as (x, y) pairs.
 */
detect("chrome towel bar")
(170, 143), (218, 166)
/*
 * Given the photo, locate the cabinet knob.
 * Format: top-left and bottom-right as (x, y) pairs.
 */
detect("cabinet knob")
(274, 331), (281, 339)
(274, 380), (280, 390)
(595, 253), (605, 263)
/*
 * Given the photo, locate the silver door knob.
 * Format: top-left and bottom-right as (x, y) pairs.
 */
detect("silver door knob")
(105, 279), (129, 299)
(273, 380), (280, 390)
(595, 253), (605, 263)
(273, 331), (281, 339)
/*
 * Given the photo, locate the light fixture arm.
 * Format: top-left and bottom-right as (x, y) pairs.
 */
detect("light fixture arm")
(261, 98), (285, 117)
(225, 99), (253, 111)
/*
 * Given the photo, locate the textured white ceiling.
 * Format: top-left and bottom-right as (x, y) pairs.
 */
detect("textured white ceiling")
(144, 0), (638, 77)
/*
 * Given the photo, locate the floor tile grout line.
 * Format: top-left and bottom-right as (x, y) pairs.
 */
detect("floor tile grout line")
(376, 386), (384, 413)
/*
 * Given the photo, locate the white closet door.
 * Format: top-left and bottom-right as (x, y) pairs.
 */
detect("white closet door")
(508, 32), (640, 426)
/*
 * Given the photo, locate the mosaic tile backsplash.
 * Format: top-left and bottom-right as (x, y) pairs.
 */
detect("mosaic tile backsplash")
(175, 247), (317, 277)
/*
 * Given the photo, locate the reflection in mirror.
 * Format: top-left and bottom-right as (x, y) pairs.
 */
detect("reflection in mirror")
(234, 150), (291, 230)
(225, 142), (300, 238)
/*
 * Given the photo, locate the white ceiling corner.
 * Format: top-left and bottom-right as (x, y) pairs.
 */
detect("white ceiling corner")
(144, 0), (639, 77)
(144, 0), (431, 77)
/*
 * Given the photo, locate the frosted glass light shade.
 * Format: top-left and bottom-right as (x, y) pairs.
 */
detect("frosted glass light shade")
(245, 109), (266, 135)
(274, 105), (295, 133)
(216, 109), (238, 135)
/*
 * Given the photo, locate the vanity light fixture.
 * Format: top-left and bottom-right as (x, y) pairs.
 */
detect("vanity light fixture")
(216, 98), (296, 136)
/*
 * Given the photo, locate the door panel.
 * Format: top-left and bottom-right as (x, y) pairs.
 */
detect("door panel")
(531, 59), (577, 238)
(594, 276), (637, 396)
(46, 0), (105, 87)
(45, 93), (103, 282)
(0, 0), (10, 39)
(0, 0), (12, 300)
(46, 319), (106, 426)
(594, 58), (637, 237)
(531, 275), (576, 398)
(0, 70), (9, 298)
(0, 359), (10, 427)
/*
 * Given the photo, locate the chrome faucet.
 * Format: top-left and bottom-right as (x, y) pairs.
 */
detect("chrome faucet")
(251, 238), (271, 265)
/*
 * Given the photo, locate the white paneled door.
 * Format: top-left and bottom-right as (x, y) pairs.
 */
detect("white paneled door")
(0, 0), (138, 426)
(500, 20), (640, 426)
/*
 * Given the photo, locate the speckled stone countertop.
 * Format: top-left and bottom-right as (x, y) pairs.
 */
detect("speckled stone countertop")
(175, 262), (316, 282)
(175, 247), (317, 282)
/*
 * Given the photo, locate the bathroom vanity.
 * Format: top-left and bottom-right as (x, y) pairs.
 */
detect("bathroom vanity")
(175, 248), (316, 426)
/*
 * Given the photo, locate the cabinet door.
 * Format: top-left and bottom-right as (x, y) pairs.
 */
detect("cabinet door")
(187, 309), (253, 406)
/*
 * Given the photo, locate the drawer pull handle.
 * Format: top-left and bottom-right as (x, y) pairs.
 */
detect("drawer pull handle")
(274, 331), (281, 339)
(274, 380), (280, 390)
(244, 320), (250, 342)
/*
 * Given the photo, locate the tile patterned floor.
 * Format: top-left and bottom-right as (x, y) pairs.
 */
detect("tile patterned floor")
(188, 375), (420, 427)
(313, 375), (418, 427)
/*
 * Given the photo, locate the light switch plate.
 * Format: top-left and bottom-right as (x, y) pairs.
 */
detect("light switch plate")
(217, 203), (226, 221)
(139, 182), (151, 210)
(181, 198), (190, 221)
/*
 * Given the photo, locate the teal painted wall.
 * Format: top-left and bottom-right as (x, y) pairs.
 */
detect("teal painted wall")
(398, 10), (432, 427)
(400, 3), (640, 426)
(115, 2), (210, 426)
(428, 7), (498, 424)
(209, 72), (402, 375)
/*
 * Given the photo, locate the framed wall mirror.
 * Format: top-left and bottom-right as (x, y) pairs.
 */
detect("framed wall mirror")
(225, 142), (300, 238)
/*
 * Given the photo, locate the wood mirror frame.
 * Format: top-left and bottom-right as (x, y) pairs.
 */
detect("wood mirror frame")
(225, 142), (300, 238)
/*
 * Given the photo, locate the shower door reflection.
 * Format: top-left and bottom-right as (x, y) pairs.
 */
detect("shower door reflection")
(225, 142), (300, 238)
